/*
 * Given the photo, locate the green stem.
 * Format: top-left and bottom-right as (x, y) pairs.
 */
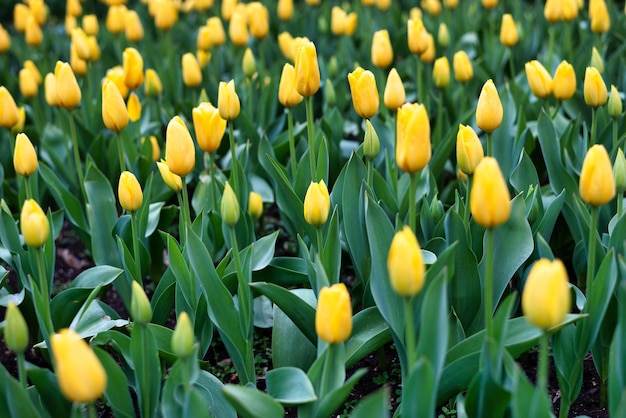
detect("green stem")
(435, 91), (443, 147)
(537, 332), (549, 395)
(408, 172), (418, 233)
(209, 152), (218, 211)
(229, 227), (250, 335)
(508, 47), (515, 82)
(404, 297), (416, 367)
(485, 228), (495, 341)
(246, 77), (254, 123)
(306, 96), (317, 181)
(463, 175), (472, 226)
(618, 192), (623, 219)
(316, 227), (323, 258)
(131, 212), (142, 285)
(318, 344), (334, 400)
(176, 191), (187, 244)
(181, 182), (192, 237)
(583, 206), (599, 293)
(547, 25), (555, 71)
(35, 247), (54, 338)
(228, 122), (239, 195)
(24, 175), (33, 200)
(366, 158), (373, 190)
(69, 111), (86, 199)
(487, 132), (493, 157)
(288, 109), (297, 182)
(87, 402), (97, 418)
(613, 120), (618, 151)
(117, 131), (126, 173)
(551, 101), (562, 119)
(590, 107), (598, 147)
(417, 57), (424, 105)
(17, 352), (26, 389)
(559, 400), (570, 418)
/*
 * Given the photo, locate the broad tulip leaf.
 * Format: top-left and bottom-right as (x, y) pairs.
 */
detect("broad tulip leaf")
(39, 163), (89, 234)
(315, 368), (367, 418)
(609, 277), (626, 416)
(131, 324), (161, 418)
(345, 307), (392, 368)
(69, 265), (124, 288)
(252, 257), (309, 287)
(266, 367), (317, 405)
(221, 385), (284, 418)
(402, 358), (435, 418)
(93, 347), (135, 418)
(27, 366), (72, 418)
(348, 387), (390, 418)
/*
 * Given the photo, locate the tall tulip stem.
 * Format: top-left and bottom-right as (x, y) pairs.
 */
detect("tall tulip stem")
(618, 192), (623, 219)
(17, 352), (26, 389)
(463, 175), (472, 226)
(404, 297), (416, 367)
(508, 47), (515, 82)
(35, 247), (54, 340)
(208, 152), (219, 211)
(316, 227), (324, 258)
(229, 226), (253, 360)
(409, 172), (418, 233)
(590, 107), (598, 147)
(69, 111), (86, 199)
(306, 96), (317, 181)
(612, 120), (618, 151)
(583, 205), (599, 293)
(547, 26), (555, 71)
(131, 212), (142, 285)
(87, 402), (97, 418)
(228, 122), (239, 196)
(416, 57), (424, 105)
(486, 132), (493, 157)
(485, 228), (495, 341)
(288, 109), (297, 181)
(538, 332), (549, 397)
(116, 131), (126, 173)
(24, 176), (33, 200)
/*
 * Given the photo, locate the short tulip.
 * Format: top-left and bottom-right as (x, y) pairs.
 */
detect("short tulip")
(125, 10), (144, 42)
(315, 283), (352, 344)
(248, 191), (263, 220)
(387, 226), (425, 297)
(0, 86), (20, 128)
(579, 144), (615, 206)
(144, 69), (162, 97)
(25, 16), (43, 47)
(584, 67), (608, 108)
(102, 80), (129, 132)
(522, 259), (571, 330)
(407, 18), (428, 55)
(608, 85), (623, 119)
(19, 67), (38, 98)
(278, 63), (303, 108)
(456, 124), (484, 175)
(0, 24), (10, 53)
(54, 62), (81, 110)
(348, 67), (379, 119)
(130, 281), (152, 325)
(453, 51), (473, 83)
(476, 79), (503, 133)
(433, 57), (450, 89)
(470, 157), (511, 228)
(165, 116), (196, 177)
(106, 5), (126, 34)
(295, 41), (320, 97)
(4, 302), (28, 354)
(277, 0), (294, 20)
(247, 2), (269, 40)
(304, 180), (330, 227)
(14, 132), (38, 176)
(157, 160), (183, 192)
(82, 14), (98, 36)
(218, 80), (241, 121)
(181, 53), (202, 88)
(172, 312), (195, 358)
(419, 34), (435, 63)
(229, 9), (249, 47)
(44, 73), (60, 107)
(371, 29), (393, 69)
(118, 171), (143, 212)
(525, 60), (553, 99)
(221, 182), (241, 227)
(590, 0), (610, 33)
(500, 14), (519, 47)
(383, 68), (406, 111)
(396, 103), (431, 173)
(206, 17), (226, 46)
(552, 61), (576, 101)
(192, 102), (226, 153)
(123, 48), (144, 90)
(20, 199), (50, 248)
(154, 0), (178, 30)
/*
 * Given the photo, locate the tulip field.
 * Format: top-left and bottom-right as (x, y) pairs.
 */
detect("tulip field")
(1, 0), (626, 416)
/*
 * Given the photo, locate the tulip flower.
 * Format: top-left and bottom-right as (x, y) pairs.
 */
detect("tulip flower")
(12, 107), (25, 134)
(71, 28), (91, 62)
(13, 4), (29, 32)
(118, 171), (143, 212)
(154, 0), (178, 31)
(19, 68), (38, 98)
(248, 191), (263, 220)
(371, 29), (393, 69)
(197, 25), (212, 50)
(552, 61), (576, 101)
(315, 283), (352, 344)
(14, 133), (37, 177)
(544, 0), (562, 22)
(481, 0), (497, 9)
(125, 10), (144, 42)
(522, 259), (571, 330)
(500, 14), (519, 47)
(348, 67), (379, 119)
(384, 68), (406, 111)
(4, 302), (28, 354)
(54, 62), (81, 110)
(157, 160), (183, 192)
(278, 32), (295, 62)
(470, 157), (511, 228)
(387, 226), (425, 297)
(438, 23), (450, 48)
(396, 103), (431, 174)
(221, 182), (241, 227)
(304, 180), (330, 227)
(407, 18), (428, 55)
(127, 93), (141, 122)
(181, 53), (202, 88)
(344, 13), (358, 36)
(277, 0), (294, 20)
(331, 6), (348, 36)
(433, 57), (450, 89)
(172, 312), (195, 358)
(562, 0), (578, 20)
(82, 14), (98, 36)
(242, 48), (256, 78)
(102, 80), (129, 132)
(144, 69), (162, 97)
(218, 80), (240, 121)
(476, 79), (503, 134)
(525, 60), (553, 99)
(419, 34), (436, 63)
(87, 36), (101, 62)
(222, 0), (238, 20)
(206, 17), (226, 46)
(609, 85), (623, 119)
(0, 86), (20, 129)
(363, 119), (380, 161)
(131, 281), (152, 325)
(579, 145), (615, 206)
(193, 102), (227, 153)
(584, 67), (608, 108)
(229, 8), (248, 47)
(0, 24), (10, 53)
(25, 16), (43, 47)
(44, 73), (60, 107)
(278, 63), (303, 108)
(51, 329), (107, 403)
(123, 48), (144, 91)
(106, 4), (127, 34)
(20, 199), (50, 248)
(295, 41), (320, 97)
(590, 47), (604, 74)
(247, 2), (269, 39)
(453, 51), (473, 83)
(456, 125), (484, 176)
(590, 0), (610, 33)
(614, 149), (626, 194)
(165, 116), (195, 177)
(69, 43), (87, 76)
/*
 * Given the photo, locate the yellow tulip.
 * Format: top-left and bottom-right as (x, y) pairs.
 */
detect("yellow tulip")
(544, 0), (562, 22)
(157, 160), (183, 192)
(419, 33), (436, 63)
(54, 62), (81, 110)
(408, 18), (428, 55)
(130, 281), (152, 325)
(0, 86), (20, 128)
(348, 67), (380, 119)
(525, 60), (553, 99)
(222, 0), (238, 20)
(295, 41), (321, 97)
(590, 0), (610, 33)
(345, 13), (358, 36)
(197, 25), (212, 50)
(242, 48), (256, 78)
(421, 0), (442, 15)
(306, 0), (321, 6)
(171, 312), (195, 358)
(277, 0), (294, 20)
(105, 66), (129, 99)
(123, 48), (144, 91)
(118, 171), (143, 212)
(579, 144), (615, 206)
(102, 80), (129, 132)
(433, 56), (450, 89)
(304, 180), (330, 227)
(25, 16), (43, 47)
(24, 60), (42, 85)
(87, 36), (101, 62)
(315, 283), (352, 344)
(247, 2), (269, 40)
(0, 24), (10, 53)
(583, 66), (608, 108)
(70, 43), (87, 76)
(4, 302), (28, 354)
(229, 8), (249, 47)
(522, 259), (571, 330)
(278, 32), (295, 61)
(500, 14), (519, 47)
(563, 0), (579, 21)
(221, 182), (241, 227)
(127, 92), (141, 122)
(82, 14), (99, 36)
(14, 133), (38, 176)
(44, 73), (60, 107)
(106, 5), (127, 34)
(154, 0), (178, 31)
(396, 103), (431, 173)
(376, 0), (391, 11)
(387, 226), (425, 297)
(456, 124), (484, 175)
(371, 29), (393, 69)
(481, 0), (498, 9)
(437, 23), (450, 48)
(19, 68), (38, 98)
(218, 80), (240, 121)
(71, 28), (91, 61)
(143, 135), (160, 161)
(166, 116), (195, 177)
(193, 102), (226, 153)
(65, 15), (77, 36)
(453, 50), (473, 83)
(384, 68), (406, 111)
(331, 6), (347, 36)
(608, 85), (623, 119)
(206, 17), (226, 46)
(20, 199), (50, 248)
(51, 329), (107, 403)
(248, 191), (263, 220)
(476, 79), (503, 133)
(29, 0), (47, 25)
(444, 0), (459, 8)
(181, 52), (202, 87)
(144, 68), (162, 97)
(13, 4), (29, 33)
(470, 157), (511, 228)
(12, 107), (25, 134)
(552, 60), (576, 101)
(125, 10), (144, 42)
(278, 63), (303, 108)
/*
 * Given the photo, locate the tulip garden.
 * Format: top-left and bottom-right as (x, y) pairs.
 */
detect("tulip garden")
(0, 0), (625, 416)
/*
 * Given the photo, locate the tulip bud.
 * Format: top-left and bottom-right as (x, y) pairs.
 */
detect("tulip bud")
(396, 103), (431, 173)
(127, 93), (141, 122)
(371, 29), (393, 69)
(171, 312), (194, 358)
(218, 80), (240, 121)
(193, 102), (226, 153)
(0, 24), (11, 53)
(363, 119), (380, 160)
(14, 133), (38, 177)
(563, 0), (579, 20)
(579, 144), (615, 206)
(481, 0), (498, 9)
(315, 283), (352, 344)
(470, 157), (511, 228)
(143, 135), (160, 161)
(118, 171), (143, 212)
(552, 60), (576, 101)
(154, 0), (178, 31)
(70, 43), (87, 76)
(19, 68), (38, 98)
(522, 259), (571, 330)
(304, 180), (330, 227)
(583, 67), (608, 108)
(206, 17), (226, 46)
(131, 281), (152, 324)
(453, 50), (473, 83)
(590, 47), (604, 73)
(87, 36), (101, 62)
(0, 86), (20, 129)
(500, 14), (519, 47)
(278, 63), (303, 108)
(25, 16), (43, 47)
(433, 56), (450, 89)
(608, 85), (623, 119)
(525, 60), (553, 99)
(544, 0), (562, 22)
(476, 79), (503, 133)
(247, 2), (269, 40)
(295, 41), (321, 97)
(242, 48), (256, 78)
(327, 56), (339, 79)
(123, 48), (144, 91)
(445, 0), (459, 8)
(419, 33), (436, 63)
(331, 6), (347, 36)
(324, 78), (336, 107)
(11, 107), (25, 134)
(71, 28), (91, 61)
(125, 10), (144, 43)
(181, 53), (202, 88)
(277, 0), (294, 20)
(376, 0), (391, 11)
(590, 0), (610, 33)
(614, 149), (626, 194)
(13, 4), (29, 32)
(44, 73), (60, 107)
(82, 14), (98, 36)
(165, 116), (196, 177)
(248, 191), (263, 220)
(51, 329), (107, 403)
(221, 182), (240, 227)
(144, 69), (162, 97)
(106, 5), (127, 34)
(387, 226), (425, 297)
(456, 124), (484, 175)
(102, 80), (129, 132)
(407, 18), (428, 55)
(69, 0), (84, 16)
(4, 302), (28, 354)
(348, 67), (379, 119)
(20, 199), (49, 248)
(157, 160), (183, 192)
(229, 9), (249, 47)
(54, 62), (81, 110)
(384, 68), (406, 111)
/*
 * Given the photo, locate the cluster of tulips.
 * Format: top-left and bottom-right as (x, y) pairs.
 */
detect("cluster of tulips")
(0, 0), (625, 417)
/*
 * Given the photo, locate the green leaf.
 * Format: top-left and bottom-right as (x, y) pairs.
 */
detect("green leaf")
(266, 367), (317, 405)
(27, 366), (72, 418)
(402, 359), (435, 418)
(610, 278), (626, 416)
(194, 371), (237, 418)
(345, 307), (392, 368)
(252, 257), (309, 287)
(132, 324), (161, 418)
(1, 364), (42, 418)
(39, 163), (88, 233)
(316, 368), (367, 418)
(73, 301), (128, 340)
(166, 234), (196, 312)
(348, 387), (390, 418)
(322, 207), (341, 284)
(93, 347), (135, 418)
(221, 385), (285, 418)
(250, 231), (279, 271)
(69, 265), (124, 288)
